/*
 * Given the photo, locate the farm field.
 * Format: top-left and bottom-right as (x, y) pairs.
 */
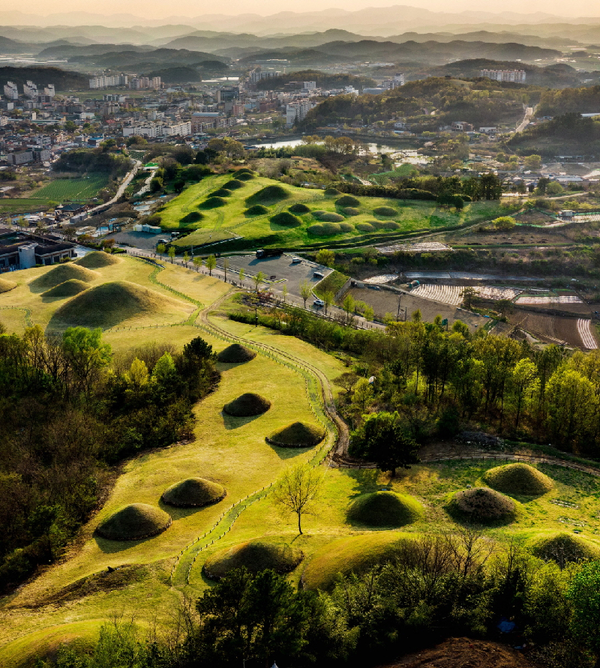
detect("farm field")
(156, 172), (506, 251)
(411, 284), (520, 306)
(509, 310), (592, 348)
(30, 175), (110, 202)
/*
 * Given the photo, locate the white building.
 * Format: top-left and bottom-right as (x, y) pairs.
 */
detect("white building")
(122, 120), (191, 138)
(89, 74), (129, 89)
(43, 84), (56, 98)
(480, 69), (526, 83)
(249, 69), (282, 84)
(285, 100), (316, 127)
(303, 81), (317, 90)
(23, 81), (38, 99)
(4, 81), (18, 100)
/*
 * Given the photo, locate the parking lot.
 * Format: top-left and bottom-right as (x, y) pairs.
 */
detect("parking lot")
(216, 254), (333, 299)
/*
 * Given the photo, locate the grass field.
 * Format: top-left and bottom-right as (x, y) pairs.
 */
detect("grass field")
(31, 175), (110, 202)
(156, 174), (506, 251)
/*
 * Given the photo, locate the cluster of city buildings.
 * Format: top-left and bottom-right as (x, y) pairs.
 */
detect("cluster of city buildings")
(89, 74), (162, 90)
(479, 69), (527, 83)
(4, 80), (56, 102)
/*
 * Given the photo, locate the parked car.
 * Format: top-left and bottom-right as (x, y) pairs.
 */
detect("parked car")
(313, 298), (325, 307)
(313, 271), (324, 279)
(291, 257), (302, 264)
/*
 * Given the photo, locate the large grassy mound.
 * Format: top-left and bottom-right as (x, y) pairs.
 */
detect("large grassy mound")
(0, 277), (17, 293)
(162, 477), (226, 508)
(532, 532), (600, 565)
(217, 343), (257, 364)
(484, 463), (554, 496)
(308, 222), (353, 236)
(235, 171), (255, 181)
(347, 491), (424, 528)
(271, 212), (302, 227)
(373, 206), (397, 217)
(314, 211), (345, 222)
(223, 392), (271, 417)
(75, 251), (122, 269)
(181, 211), (203, 223)
(356, 222), (375, 232)
(246, 185), (289, 206)
(336, 195), (360, 207)
(42, 279), (90, 299)
(267, 421), (325, 448)
(96, 503), (172, 541)
(324, 187), (340, 197)
(211, 188), (232, 198)
(448, 487), (517, 524)
(289, 203), (310, 214)
(31, 263), (98, 291)
(50, 280), (186, 329)
(245, 205), (269, 216)
(224, 179), (244, 190)
(200, 196), (227, 209)
(204, 538), (303, 580)
(302, 533), (416, 590)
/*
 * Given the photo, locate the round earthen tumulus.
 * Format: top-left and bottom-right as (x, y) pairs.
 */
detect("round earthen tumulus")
(448, 487), (517, 524)
(223, 392), (271, 417)
(266, 421), (325, 448)
(483, 463), (553, 496)
(96, 503), (172, 541)
(161, 477), (226, 508)
(217, 343), (257, 364)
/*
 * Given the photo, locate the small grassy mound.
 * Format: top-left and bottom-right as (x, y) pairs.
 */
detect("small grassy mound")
(302, 533), (415, 590)
(343, 207), (360, 216)
(373, 206), (397, 217)
(223, 392), (271, 417)
(246, 185), (290, 205)
(336, 195), (360, 207)
(31, 263), (98, 291)
(0, 277), (17, 293)
(373, 206), (398, 217)
(271, 211), (302, 227)
(356, 222), (375, 232)
(224, 179), (244, 189)
(484, 463), (554, 497)
(162, 477), (226, 508)
(199, 196), (227, 209)
(308, 223), (349, 236)
(217, 343), (256, 363)
(211, 188), (232, 198)
(50, 281), (186, 329)
(181, 211), (203, 223)
(245, 205), (269, 216)
(289, 203), (311, 214)
(235, 172), (255, 181)
(76, 251), (122, 269)
(267, 421), (325, 448)
(96, 503), (171, 541)
(314, 212), (345, 222)
(532, 532), (600, 565)
(448, 487), (517, 524)
(347, 491), (424, 528)
(339, 222), (353, 232)
(204, 538), (304, 580)
(324, 187), (340, 197)
(368, 220), (400, 231)
(42, 279), (90, 299)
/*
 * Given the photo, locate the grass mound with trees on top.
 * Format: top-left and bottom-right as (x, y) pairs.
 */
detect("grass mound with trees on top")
(181, 211), (203, 223)
(50, 280), (187, 329)
(199, 196), (227, 209)
(301, 532), (416, 590)
(246, 185), (289, 206)
(336, 195), (360, 207)
(96, 503), (172, 541)
(224, 179), (244, 190)
(203, 538), (304, 580)
(266, 421), (325, 448)
(161, 477), (226, 508)
(289, 203), (311, 214)
(223, 392), (271, 417)
(0, 277), (17, 293)
(532, 532), (600, 566)
(448, 487), (518, 524)
(271, 212), (302, 227)
(347, 491), (424, 528)
(245, 205), (269, 216)
(42, 279), (90, 299)
(31, 263), (99, 291)
(373, 206), (397, 217)
(75, 251), (122, 269)
(217, 343), (257, 363)
(483, 463), (554, 496)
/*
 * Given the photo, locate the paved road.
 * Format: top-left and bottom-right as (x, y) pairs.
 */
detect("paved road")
(84, 160), (141, 218)
(515, 106), (535, 134)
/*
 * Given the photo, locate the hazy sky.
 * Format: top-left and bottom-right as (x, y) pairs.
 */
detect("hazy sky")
(2, 0), (597, 19)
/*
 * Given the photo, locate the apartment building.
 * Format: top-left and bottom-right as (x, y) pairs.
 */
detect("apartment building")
(285, 100), (316, 127)
(89, 74), (129, 89)
(3, 82), (18, 100)
(480, 69), (526, 83)
(23, 81), (38, 99)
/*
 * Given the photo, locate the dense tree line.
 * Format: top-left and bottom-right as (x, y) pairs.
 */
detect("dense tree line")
(255, 69), (376, 91)
(537, 85), (600, 117)
(0, 327), (218, 593)
(53, 149), (131, 178)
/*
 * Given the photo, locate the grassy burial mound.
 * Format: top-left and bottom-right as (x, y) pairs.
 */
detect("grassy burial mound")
(161, 477), (226, 508)
(267, 421), (325, 448)
(343, 207), (360, 216)
(448, 487), (518, 524)
(245, 204), (269, 216)
(203, 538), (304, 580)
(42, 279), (89, 299)
(324, 187), (340, 197)
(347, 491), (424, 528)
(211, 188), (232, 198)
(308, 222), (353, 236)
(271, 212), (302, 228)
(49, 281), (189, 329)
(75, 251), (122, 269)
(0, 277), (17, 293)
(302, 533), (415, 590)
(235, 171), (255, 181)
(289, 203), (310, 214)
(224, 179), (244, 190)
(217, 343), (257, 364)
(181, 211), (203, 223)
(356, 222), (375, 232)
(483, 463), (554, 497)
(223, 392), (271, 417)
(313, 211), (345, 222)
(373, 206), (397, 217)
(96, 503), (172, 541)
(30, 263), (98, 292)
(246, 184), (289, 206)
(532, 532), (600, 566)
(199, 196), (227, 209)
(336, 195), (360, 208)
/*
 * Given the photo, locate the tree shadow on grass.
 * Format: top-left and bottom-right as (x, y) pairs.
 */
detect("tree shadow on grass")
(93, 533), (159, 554)
(266, 440), (311, 460)
(346, 468), (380, 499)
(158, 498), (204, 520)
(221, 410), (263, 430)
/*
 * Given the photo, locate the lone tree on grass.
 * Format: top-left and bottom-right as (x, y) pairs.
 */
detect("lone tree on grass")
(206, 255), (217, 276)
(157, 242), (166, 256)
(168, 246), (176, 264)
(323, 290), (334, 314)
(193, 256), (203, 272)
(272, 463), (324, 535)
(254, 270), (266, 293)
(300, 280), (312, 308)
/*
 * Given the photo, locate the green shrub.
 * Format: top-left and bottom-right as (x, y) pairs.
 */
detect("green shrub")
(373, 206), (397, 217)
(336, 195), (360, 207)
(199, 196), (227, 209)
(271, 212), (302, 227)
(289, 203), (310, 214)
